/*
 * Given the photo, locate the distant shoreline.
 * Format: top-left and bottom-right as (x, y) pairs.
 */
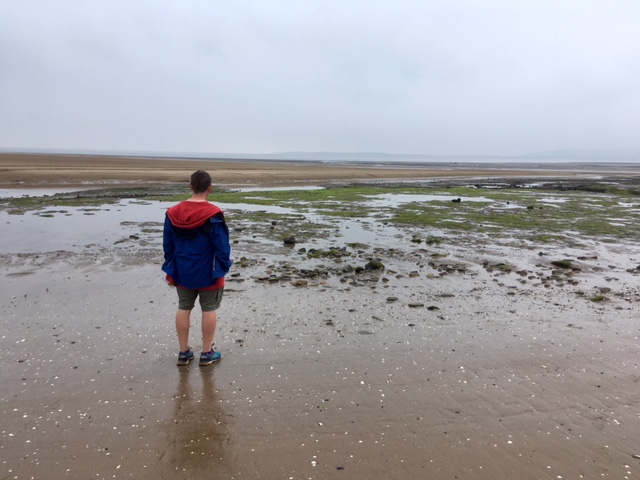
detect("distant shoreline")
(2, 147), (639, 163)
(2, 152), (640, 189)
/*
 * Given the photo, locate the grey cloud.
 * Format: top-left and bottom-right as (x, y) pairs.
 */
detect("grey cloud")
(1, 0), (639, 156)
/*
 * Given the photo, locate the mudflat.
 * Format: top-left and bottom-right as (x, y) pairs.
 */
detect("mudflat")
(1, 153), (639, 479)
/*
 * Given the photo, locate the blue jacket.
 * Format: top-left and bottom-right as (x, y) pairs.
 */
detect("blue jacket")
(162, 202), (232, 289)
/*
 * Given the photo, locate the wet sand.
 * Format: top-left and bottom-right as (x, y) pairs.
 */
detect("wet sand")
(1, 153), (640, 479)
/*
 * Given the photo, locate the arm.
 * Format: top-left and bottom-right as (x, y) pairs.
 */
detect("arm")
(162, 214), (174, 262)
(210, 214), (232, 274)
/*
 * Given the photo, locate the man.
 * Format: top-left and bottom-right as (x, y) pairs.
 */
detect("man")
(162, 170), (232, 366)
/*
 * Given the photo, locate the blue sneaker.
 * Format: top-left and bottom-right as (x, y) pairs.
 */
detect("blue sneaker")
(177, 348), (195, 366)
(199, 349), (221, 366)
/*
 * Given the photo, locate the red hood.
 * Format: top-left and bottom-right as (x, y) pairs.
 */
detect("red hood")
(167, 201), (222, 229)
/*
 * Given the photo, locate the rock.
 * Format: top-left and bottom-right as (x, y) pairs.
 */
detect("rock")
(386, 297), (398, 302)
(551, 259), (573, 269)
(408, 303), (424, 308)
(364, 260), (385, 271)
(283, 236), (297, 245)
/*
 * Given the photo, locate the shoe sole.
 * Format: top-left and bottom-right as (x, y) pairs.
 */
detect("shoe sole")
(177, 357), (194, 366)
(199, 358), (221, 366)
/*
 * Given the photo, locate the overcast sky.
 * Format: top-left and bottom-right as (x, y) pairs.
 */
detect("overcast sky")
(1, 1), (639, 157)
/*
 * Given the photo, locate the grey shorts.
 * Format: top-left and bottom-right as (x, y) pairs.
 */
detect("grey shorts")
(177, 287), (224, 312)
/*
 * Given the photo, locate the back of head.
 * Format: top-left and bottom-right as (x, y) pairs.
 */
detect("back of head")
(190, 170), (212, 194)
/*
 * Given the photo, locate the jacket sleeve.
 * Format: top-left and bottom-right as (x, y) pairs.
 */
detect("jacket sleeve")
(162, 214), (174, 263)
(210, 214), (232, 275)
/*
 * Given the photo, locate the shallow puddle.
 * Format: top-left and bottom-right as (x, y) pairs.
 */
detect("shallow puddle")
(364, 192), (493, 207)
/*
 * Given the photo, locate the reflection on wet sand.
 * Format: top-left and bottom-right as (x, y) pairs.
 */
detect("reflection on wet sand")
(162, 367), (230, 475)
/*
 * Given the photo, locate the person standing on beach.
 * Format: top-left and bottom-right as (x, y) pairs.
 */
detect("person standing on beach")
(162, 170), (232, 366)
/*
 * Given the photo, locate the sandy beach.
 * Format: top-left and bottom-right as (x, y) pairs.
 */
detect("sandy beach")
(2, 152), (637, 189)
(1, 153), (640, 479)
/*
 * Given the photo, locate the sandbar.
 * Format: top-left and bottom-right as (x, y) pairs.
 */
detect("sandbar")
(2, 152), (637, 188)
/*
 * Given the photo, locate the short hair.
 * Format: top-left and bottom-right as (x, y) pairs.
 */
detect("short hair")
(190, 170), (212, 194)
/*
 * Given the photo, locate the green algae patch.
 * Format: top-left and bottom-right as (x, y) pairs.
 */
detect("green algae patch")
(589, 295), (608, 302)
(426, 236), (444, 245)
(534, 233), (567, 244)
(7, 195), (121, 209)
(4, 180), (640, 245)
(347, 242), (370, 250)
(214, 185), (391, 206)
(228, 212), (331, 243)
(484, 262), (514, 273)
(551, 259), (573, 269)
(235, 256), (253, 268)
(388, 185), (640, 242)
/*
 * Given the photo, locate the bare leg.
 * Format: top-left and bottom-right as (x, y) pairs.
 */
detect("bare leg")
(176, 309), (192, 352)
(201, 311), (218, 352)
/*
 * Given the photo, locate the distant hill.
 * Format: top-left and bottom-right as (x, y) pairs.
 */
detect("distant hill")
(520, 149), (640, 161)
